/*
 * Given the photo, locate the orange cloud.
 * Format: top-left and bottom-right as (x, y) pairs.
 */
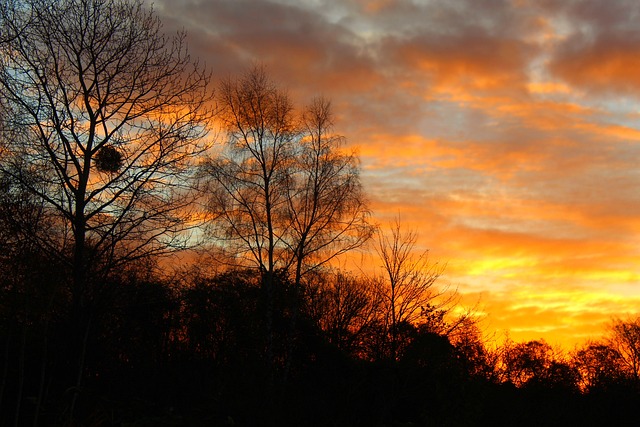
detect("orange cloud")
(550, 34), (640, 95)
(385, 32), (534, 95)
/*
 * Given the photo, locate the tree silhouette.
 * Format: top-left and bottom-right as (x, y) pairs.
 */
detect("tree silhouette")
(0, 0), (213, 418)
(0, 0), (31, 45)
(370, 219), (452, 361)
(306, 271), (380, 356)
(449, 318), (499, 381)
(498, 339), (578, 391)
(500, 339), (552, 387)
(0, 184), (65, 426)
(572, 342), (627, 392)
(285, 97), (372, 288)
(606, 317), (640, 385)
(201, 66), (371, 376)
(203, 66), (371, 282)
(202, 65), (296, 374)
(204, 66), (293, 275)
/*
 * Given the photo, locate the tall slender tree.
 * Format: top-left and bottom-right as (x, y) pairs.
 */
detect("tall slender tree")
(285, 96), (372, 288)
(0, 0), (214, 416)
(203, 67), (371, 283)
(203, 67), (294, 371)
(205, 65), (295, 280)
(202, 66), (371, 374)
(372, 219), (450, 361)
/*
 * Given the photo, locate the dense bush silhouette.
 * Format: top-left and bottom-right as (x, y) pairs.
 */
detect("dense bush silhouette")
(3, 259), (640, 426)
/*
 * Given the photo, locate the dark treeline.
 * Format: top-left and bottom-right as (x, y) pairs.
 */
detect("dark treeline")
(2, 0), (640, 426)
(4, 258), (640, 426)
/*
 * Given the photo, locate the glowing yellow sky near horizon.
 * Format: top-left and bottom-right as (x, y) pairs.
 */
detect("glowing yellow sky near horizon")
(151, 0), (640, 349)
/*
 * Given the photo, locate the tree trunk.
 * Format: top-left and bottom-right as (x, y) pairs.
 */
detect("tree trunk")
(33, 314), (51, 427)
(69, 191), (88, 420)
(13, 324), (26, 427)
(0, 327), (10, 419)
(283, 244), (305, 385)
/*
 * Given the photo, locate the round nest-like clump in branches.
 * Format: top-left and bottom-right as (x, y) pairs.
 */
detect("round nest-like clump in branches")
(94, 145), (123, 173)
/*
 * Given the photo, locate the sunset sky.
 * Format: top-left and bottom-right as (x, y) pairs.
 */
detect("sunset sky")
(149, 0), (640, 348)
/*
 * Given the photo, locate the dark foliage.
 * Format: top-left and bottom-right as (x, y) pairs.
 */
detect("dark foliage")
(3, 264), (640, 426)
(94, 145), (124, 174)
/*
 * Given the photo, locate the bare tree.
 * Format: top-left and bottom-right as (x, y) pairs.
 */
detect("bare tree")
(203, 69), (370, 282)
(202, 66), (294, 372)
(204, 65), (295, 279)
(201, 66), (371, 373)
(448, 318), (499, 381)
(371, 219), (453, 361)
(0, 0), (213, 416)
(606, 317), (640, 384)
(284, 97), (372, 287)
(0, 0), (31, 45)
(0, 0), (213, 304)
(306, 271), (381, 355)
